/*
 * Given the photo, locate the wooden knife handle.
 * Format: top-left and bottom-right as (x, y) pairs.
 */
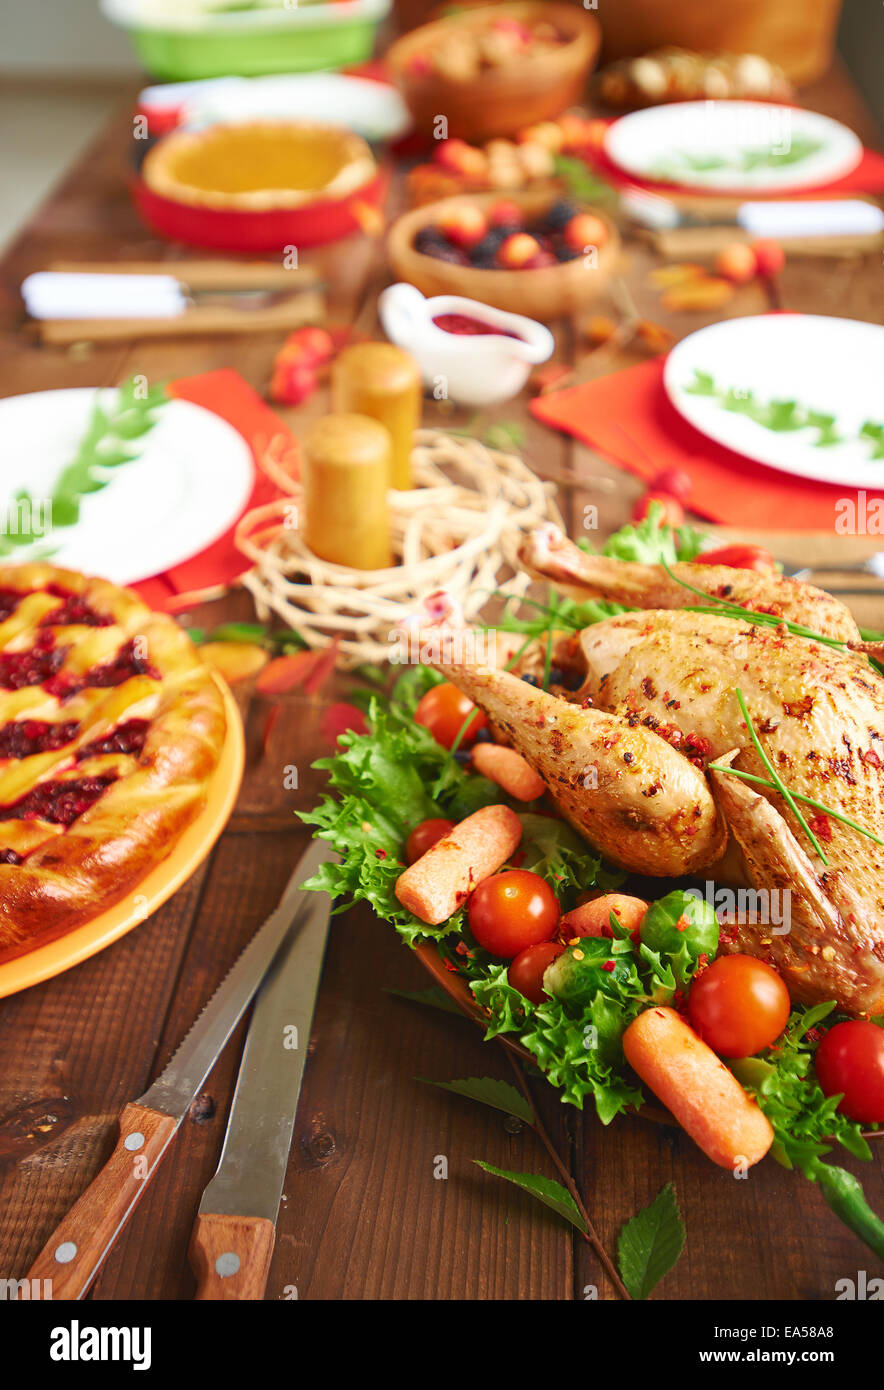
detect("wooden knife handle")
(189, 1213), (276, 1301)
(26, 1102), (178, 1300)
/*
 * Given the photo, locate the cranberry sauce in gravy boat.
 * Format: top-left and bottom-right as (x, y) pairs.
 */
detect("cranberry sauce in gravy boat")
(379, 282), (554, 407)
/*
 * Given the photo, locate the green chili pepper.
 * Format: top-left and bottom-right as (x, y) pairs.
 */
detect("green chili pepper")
(816, 1164), (884, 1263)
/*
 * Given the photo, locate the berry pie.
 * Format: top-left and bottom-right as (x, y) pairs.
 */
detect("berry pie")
(0, 565), (227, 958)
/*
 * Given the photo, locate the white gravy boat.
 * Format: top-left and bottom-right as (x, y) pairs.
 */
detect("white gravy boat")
(379, 282), (554, 407)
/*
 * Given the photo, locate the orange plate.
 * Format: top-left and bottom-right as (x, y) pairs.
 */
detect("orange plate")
(0, 674), (244, 999)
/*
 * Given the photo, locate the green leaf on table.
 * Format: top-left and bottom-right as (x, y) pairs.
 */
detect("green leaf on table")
(484, 421), (525, 452)
(617, 1182), (686, 1300)
(385, 985), (464, 1016)
(208, 622), (270, 644)
(352, 662), (389, 689)
(417, 1075), (534, 1123)
(473, 1161), (587, 1234)
(552, 153), (615, 205)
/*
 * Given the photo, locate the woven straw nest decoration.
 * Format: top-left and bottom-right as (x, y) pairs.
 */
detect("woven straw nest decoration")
(236, 428), (564, 667)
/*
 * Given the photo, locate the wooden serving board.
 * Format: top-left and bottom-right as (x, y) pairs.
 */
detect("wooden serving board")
(31, 260), (326, 344)
(646, 223), (884, 260)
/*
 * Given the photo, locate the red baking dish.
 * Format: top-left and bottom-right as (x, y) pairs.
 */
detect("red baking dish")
(130, 164), (389, 252)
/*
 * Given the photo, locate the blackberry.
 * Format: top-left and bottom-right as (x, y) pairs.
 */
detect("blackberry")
(469, 252), (498, 269)
(414, 226), (449, 254)
(423, 243), (468, 265)
(552, 241), (581, 262)
(546, 199), (579, 230)
(471, 229), (507, 258)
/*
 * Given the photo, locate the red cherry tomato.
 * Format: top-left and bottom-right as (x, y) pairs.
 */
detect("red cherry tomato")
(508, 940), (566, 1004)
(687, 954), (791, 1058)
(468, 870), (560, 959)
(650, 467), (693, 504)
(692, 544), (777, 574)
(815, 1020), (884, 1124)
(632, 491), (685, 527)
(414, 682), (488, 749)
(752, 238), (786, 278)
(405, 817), (455, 865)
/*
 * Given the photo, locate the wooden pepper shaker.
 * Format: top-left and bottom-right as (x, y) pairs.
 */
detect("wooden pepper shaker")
(332, 343), (421, 490)
(302, 413), (392, 570)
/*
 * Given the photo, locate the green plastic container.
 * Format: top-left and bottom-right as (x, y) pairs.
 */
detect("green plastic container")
(101, 0), (392, 80)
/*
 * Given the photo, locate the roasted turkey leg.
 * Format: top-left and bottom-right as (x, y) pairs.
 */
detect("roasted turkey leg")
(427, 656), (725, 876)
(710, 762), (884, 1014)
(520, 525), (860, 643)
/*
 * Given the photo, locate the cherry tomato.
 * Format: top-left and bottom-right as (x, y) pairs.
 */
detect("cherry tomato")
(508, 940), (566, 1004)
(687, 954), (791, 1058)
(815, 1020), (884, 1124)
(632, 491), (685, 527)
(414, 682), (488, 750)
(405, 817), (455, 865)
(468, 870), (559, 958)
(692, 544), (777, 574)
(650, 467), (693, 504)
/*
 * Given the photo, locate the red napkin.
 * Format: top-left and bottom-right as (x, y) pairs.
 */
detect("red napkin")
(133, 369), (298, 612)
(530, 356), (884, 532)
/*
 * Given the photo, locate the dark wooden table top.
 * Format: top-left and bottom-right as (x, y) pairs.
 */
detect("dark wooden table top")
(0, 47), (882, 1301)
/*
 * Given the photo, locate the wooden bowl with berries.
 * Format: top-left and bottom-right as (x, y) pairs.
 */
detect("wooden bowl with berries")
(387, 2), (601, 142)
(387, 188), (620, 320)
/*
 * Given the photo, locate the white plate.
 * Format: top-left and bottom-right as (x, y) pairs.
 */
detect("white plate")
(664, 316), (884, 487)
(0, 388), (254, 585)
(138, 72), (412, 143)
(605, 101), (862, 192)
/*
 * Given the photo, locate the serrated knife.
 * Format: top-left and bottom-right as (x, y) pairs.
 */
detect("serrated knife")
(25, 838), (336, 1300)
(187, 865), (334, 1300)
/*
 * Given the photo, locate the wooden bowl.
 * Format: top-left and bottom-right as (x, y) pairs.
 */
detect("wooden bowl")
(387, 2), (601, 142)
(387, 188), (620, 320)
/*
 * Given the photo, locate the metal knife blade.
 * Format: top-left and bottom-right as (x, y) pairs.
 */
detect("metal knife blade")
(196, 876), (334, 1225)
(139, 838), (336, 1121)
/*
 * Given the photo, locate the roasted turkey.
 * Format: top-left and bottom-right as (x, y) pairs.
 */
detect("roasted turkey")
(422, 527), (884, 1016)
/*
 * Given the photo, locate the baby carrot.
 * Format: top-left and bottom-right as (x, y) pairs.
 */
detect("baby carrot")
(471, 742), (546, 802)
(560, 893), (649, 941)
(395, 804), (522, 926)
(622, 1007), (774, 1170)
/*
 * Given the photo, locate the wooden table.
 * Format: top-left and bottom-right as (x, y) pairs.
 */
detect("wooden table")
(0, 50), (882, 1302)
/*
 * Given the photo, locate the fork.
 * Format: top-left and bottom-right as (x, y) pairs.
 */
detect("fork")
(779, 552), (884, 590)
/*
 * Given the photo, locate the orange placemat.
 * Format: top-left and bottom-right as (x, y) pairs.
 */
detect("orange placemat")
(530, 355), (884, 532)
(133, 368), (298, 612)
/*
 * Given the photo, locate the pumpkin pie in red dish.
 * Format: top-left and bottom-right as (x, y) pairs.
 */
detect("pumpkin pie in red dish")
(141, 120), (376, 212)
(0, 565), (226, 955)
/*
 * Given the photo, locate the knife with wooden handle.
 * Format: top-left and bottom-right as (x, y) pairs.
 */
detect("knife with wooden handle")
(24, 839), (336, 1300)
(188, 872), (334, 1300)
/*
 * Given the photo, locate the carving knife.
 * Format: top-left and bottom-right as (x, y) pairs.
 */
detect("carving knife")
(188, 866), (334, 1300)
(25, 838), (337, 1300)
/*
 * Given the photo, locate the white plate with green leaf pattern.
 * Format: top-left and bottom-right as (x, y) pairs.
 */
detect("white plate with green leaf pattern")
(664, 315), (884, 486)
(0, 386), (253, 585)
(605, 102), (862, 192)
